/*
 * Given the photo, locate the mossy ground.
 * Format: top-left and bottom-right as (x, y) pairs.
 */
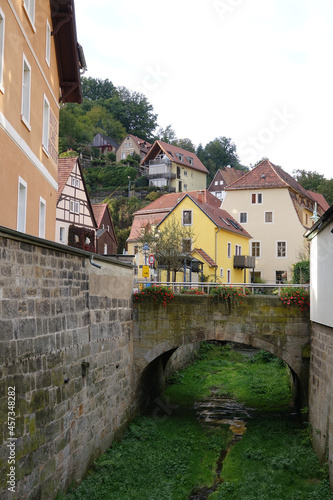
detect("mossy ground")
(58, 343), (333, 500)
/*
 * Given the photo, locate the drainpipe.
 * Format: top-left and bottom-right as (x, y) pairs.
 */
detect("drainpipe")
(215, 227), (221, 281)
(89, 255), (101, 269)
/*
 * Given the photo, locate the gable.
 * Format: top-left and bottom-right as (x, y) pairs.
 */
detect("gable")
(142, 140), (209, 174)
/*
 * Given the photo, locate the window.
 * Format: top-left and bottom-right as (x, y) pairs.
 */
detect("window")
(227, 242), (231, 258)
(227, 269), (231, 284)
(59, 227), (65, 242)
(235, 245), (242, 256)
(42, 95), (50, 153)
(70, 200), (80, 214)
(182, 238), (192, 253)
(71, 177), (80, 188)
(251, 193), (263, 204)
(220, 180), (224, 185)
(39, 197), (46, 238)
(17, 177), (27, 233)
(21, 56), (31, 128)
(103, 243), (108, 255)
(45, 20), (51, 66)
(184, 171), (188, 176)
(121, 153), (126, 159)
(182, 210), (192, 226)
(251, 241), (261, 258)
(265, 211), (273, 223)
(186, 156), (193, 165)
(240, 212), (247, 224)
(134, 245), (138, 255)
(23, 0), (35, 26)
(0, 8), (4, 92)
(277, 241), (286, 258)
(220, 268), (224, 277)
(276, 270), (287, 283)
(214, 181), (218, 186)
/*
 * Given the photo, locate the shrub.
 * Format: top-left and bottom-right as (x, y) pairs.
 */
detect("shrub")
(280, 287), (310, 311)
(209, 286), (249, 306)
(133, 285), (174, 307)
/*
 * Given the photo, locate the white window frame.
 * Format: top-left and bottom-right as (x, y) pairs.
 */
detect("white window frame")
(23, 0), (36, 29)
(251, 241), (261, 258)
(251, 192), (263, 204)
(277, 241), (287, 258)
(220, 267), (224, 278)
(59, 226), (66, 243)
(42, 94), (50, 154)
(227, 242), (231, 258)
(235, 244), (242, 256)
(45, 19), (51, 67)
(39, 197), (46, 238)
(17, 177), (27, 233)
(182, 209), (192, 226)
(227, 269), (231, 284)
(70, 200), (80, 214)
(0, 8), (5, 93)
(21, 55), (31, 130)
(265, 211), (273, 223)
(240, 212), (247, 224)
(103, 243), (108, 255)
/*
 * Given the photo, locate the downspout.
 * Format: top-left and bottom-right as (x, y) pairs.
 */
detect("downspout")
(215, 227), (221, 281)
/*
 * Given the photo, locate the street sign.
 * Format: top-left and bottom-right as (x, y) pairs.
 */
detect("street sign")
(148, 254), (155, 265)
(142, 265), (150, 278)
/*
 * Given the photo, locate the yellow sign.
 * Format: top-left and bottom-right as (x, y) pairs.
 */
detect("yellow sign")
(142, 265), (150, 278)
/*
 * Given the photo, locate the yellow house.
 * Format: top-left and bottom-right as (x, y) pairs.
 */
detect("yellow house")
(0, 0), (84, 240)
(128, 189), (253, 284)
(141, 140), (208, 193)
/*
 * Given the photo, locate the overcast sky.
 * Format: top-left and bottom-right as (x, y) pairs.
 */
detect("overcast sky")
(75, 0), (333, 179)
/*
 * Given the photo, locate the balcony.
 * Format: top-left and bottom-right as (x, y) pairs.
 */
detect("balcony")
(148, 157), (172, 167)
(233, 255), (256, 269)
(147, 164), (176, 180)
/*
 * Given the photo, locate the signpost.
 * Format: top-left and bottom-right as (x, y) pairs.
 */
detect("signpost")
(142, 265), (150, 278)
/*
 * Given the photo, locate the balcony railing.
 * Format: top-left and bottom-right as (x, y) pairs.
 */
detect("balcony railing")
(148, 158), (172, 166)
(147, 164), (175, 180)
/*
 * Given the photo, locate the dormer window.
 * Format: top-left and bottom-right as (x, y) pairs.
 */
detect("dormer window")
(176, 153), (183, 161)
(186, 156), (193, 165)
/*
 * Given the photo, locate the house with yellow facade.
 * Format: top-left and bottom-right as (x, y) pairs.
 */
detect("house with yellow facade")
(128, 189), (253, 284)
(0, 0), (84, 240)
(222, 159), (330, 283)
(141, 140), (208, 193)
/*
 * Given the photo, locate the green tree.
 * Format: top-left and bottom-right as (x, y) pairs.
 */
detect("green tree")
(293, 169), (325, 191)
(138, 217), (195, 281)
(317, 179), (333, 206)
(156, 124), (177, 143)
(200, 137), (245, 181)
(81, 76), (116, 100)
(172, 138), (196, 153)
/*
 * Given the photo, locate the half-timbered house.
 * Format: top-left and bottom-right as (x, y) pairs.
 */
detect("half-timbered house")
(56, 157), (97, 251)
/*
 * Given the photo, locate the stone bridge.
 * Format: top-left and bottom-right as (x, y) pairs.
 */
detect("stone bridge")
(133, 294), (311, 409)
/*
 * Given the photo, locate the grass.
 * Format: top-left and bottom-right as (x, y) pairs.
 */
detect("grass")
(58, 343), (333, 500)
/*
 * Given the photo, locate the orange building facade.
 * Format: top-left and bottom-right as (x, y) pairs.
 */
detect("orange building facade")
(0, 0), (83, 240)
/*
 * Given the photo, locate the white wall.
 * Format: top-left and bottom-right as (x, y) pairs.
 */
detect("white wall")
(310, 221), (333, 327)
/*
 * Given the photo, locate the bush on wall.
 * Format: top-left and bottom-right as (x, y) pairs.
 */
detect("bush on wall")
(68, 225), (95, 253)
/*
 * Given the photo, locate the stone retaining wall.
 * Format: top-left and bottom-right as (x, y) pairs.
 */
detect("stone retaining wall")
(0, 229), (134, 500)
(309, 321), (333, 487)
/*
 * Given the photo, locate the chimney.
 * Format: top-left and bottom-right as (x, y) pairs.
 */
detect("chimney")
(197, 190), (206, 204)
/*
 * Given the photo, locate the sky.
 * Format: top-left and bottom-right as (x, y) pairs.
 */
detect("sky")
(75, 0), (333, 179)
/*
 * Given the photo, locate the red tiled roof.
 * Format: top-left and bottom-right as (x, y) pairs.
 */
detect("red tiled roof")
(307, 191), (330, 212)
(57, 157), (78, 201)
(125, 134), (152, 153)
(128, 189), (252, 242)
(209, 167), (245, 190)
(226, 159), (316, 201)
(142, 140), (209, 174)
(194, 248), (217, 267)
(92, 203), (107, 227)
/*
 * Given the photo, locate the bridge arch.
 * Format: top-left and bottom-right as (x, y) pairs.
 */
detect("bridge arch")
(133, 295), (310, 409)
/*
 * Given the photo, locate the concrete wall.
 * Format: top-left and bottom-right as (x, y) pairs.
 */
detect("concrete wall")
(0, 228), (134, 500)
(309, 321), (333, 487)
